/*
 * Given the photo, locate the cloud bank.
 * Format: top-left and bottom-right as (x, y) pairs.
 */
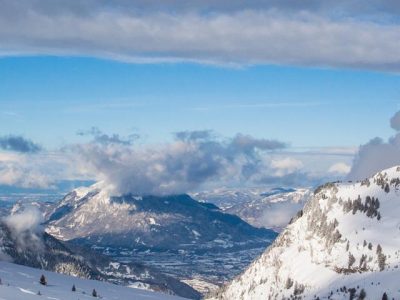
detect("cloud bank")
(348, 111), (400, 180)
(72, 131), (288, 195)
(0, 128), (355, 193)
(0, 162), (52, 188)
(0, 129), (354, 193)
(0, 147), (89, 189)
(1, 0), (400, 70)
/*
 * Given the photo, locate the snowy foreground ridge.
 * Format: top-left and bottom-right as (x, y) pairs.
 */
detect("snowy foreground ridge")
(211, 166), (400, 300)
(0, 261), (185, 300)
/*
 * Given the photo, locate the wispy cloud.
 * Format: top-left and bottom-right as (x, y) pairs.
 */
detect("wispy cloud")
(189, 101), (323, 111)
(1, 111), (19, 117)
(77, 127), (139, 146)
(63, 100), (149, 113)
(284, 146), (358, 157)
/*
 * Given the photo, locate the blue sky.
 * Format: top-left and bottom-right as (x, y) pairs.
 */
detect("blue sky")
(1, 56), (399, 149)
(0, 0), (400, 192)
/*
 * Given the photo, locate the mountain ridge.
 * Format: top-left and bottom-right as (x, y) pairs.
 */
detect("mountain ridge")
(211, 166), (400, 300)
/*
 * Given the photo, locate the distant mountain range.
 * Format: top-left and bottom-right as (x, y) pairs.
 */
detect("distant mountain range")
(192, 187), (311, 231)
(191, 187), (297, 209)
(211, 166), (400, 299)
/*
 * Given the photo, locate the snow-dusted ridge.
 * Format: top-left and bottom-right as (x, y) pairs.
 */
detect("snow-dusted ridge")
(211, 166), (400, 300)
(192, 187), (311, 231)
(0, 261), (185, 300)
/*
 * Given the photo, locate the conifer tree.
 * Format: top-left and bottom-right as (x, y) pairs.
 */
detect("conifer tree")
(39, 275), (46, 286)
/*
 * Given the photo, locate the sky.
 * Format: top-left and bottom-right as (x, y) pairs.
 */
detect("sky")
(0, 0), (400, 194)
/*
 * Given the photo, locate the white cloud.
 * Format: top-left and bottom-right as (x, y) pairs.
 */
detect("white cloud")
(270, 157), (303, 176)
(348, 135), (400, 180)
(71, 133), (288, 196)
(0, 150), (89, 189)
(0, 2), (399, 70)
(261, 201), (304, 230)
(4, 207), (43, 235)
(0, 130), (355, 193)
(328, 162), (351, 174)
(3, 207), (44, 251)
(348, 110), (400, 180)
(0, 152), (22, 162)
(0, 153), (53, 188)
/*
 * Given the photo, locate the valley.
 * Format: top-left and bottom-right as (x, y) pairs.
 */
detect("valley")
(89, 245), (267, 294)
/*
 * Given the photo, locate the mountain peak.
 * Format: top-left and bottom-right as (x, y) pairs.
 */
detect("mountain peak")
(46, 185), (276, 251)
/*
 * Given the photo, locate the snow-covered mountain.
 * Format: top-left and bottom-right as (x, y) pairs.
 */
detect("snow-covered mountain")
(0, 261), (185, 300)
(0, 213), (200, 299)
(45, 185), (276, 251)
(42, 184), (277, 295)
(192, 187), (311, 231)
(192, 187), (298, 210)
(211, 166), (400, 300)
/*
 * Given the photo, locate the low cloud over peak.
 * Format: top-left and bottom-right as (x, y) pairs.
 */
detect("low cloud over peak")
(71, 131), (289, 196)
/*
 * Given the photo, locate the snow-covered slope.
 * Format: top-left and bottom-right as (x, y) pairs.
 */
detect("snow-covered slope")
(0, 261), (185, 300)
(0, 213), (200, 299)
(0, 220), (99, 280)
(211, 166), (400, 300)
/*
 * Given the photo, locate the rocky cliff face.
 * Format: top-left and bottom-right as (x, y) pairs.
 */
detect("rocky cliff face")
(212, 166), (400, 300)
